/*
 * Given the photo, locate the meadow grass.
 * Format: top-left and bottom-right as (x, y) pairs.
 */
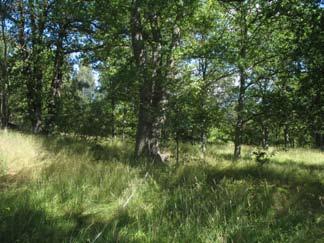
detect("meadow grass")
(0, 130), (323, 242)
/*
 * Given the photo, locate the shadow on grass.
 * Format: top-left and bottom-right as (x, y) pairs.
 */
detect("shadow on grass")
(270, 159), (324, 172)
(213, 152), (253, 162)
(0, 194), (70, 243)
(0, 188), (138, 243)
(41, 135), (135, 164)
(145, 163), (323, 242)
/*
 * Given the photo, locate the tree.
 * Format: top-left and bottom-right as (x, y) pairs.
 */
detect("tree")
(130, 0), (198, 161)
(0, 0), (11, 128)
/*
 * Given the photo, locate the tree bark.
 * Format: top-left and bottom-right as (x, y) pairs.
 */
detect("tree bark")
(176, 134), (179, 164)
(261, 123), (269, 149)
(111, 95), (116, 138)
(1, 17), (9, 128)
(314, 131), (323, 148)
(131, 1), (180, 162)
(284, 124), (289, 149)
(17, 0), (32, 128)
(131, 1), (163, 160)
(26, 0), (46, 133)
(46, 24), (66, 132)
(234, 69), (245, 159)
(233, 5), (247, 160)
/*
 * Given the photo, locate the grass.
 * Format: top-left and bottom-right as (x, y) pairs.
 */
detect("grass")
(0, 130), (323, 242)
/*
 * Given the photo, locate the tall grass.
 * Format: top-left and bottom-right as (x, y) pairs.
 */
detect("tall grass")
(0, 130), (323, 242)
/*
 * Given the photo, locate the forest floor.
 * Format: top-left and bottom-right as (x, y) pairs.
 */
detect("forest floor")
(0, 130), (323, 242)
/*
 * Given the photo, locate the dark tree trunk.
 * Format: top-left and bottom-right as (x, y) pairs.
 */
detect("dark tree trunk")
(284, 124), (289, 149)
(134, 79), (163, 159)
(17, 0), (31, 128)
(131, 0), (152, 157)
(46, 25), (66, 132)
(313, 88), (323, 148)
(121, 107), (127, 141)
(198, 57), (208, 159)
(131, 0), (180, 162)
(314, 131), (323, 148)
(27, 1), (42, 132)
(1, 18), (9, 128)
(262, 125), (269, 149)
(234, 69), (245, 159)
(233, 6), (247, 160)
(131, 1), (164, 161)
(111, 96), (116, 138)
(176, 134), (179, 164)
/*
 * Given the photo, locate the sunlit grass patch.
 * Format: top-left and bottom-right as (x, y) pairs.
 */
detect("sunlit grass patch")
(0, 130), (46, 175)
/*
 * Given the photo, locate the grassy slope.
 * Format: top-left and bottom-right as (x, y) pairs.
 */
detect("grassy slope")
(0, 130), (323, 243)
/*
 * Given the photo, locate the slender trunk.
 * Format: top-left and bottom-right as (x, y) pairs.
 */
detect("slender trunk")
(26, 0), (47, 133)
(234, 5), (247, 160)
(17, 0), (31, 127)
(176, 135), (179, 164)
(234, 69), (245, 159)
(191, 129), (195, 145)
(121, 107), (126, 141)
(313, 89), (323, 148)
(314, 131), (323, 148)
(31, 63), (43, 133)
(284, 124), (289, 149)
(1, 18), (9, 128)
(29, 1), (41, 132)
(111, 96), (116, 137)
(46, 25), (66, 132)
(200, 131), (207, 161)
(199, 57), (208, 160)
(262, 125), (269, 149)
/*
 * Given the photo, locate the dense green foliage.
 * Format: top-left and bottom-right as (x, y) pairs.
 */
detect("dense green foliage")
(0, 0), (322, 156)
(0, 1), (323, 242)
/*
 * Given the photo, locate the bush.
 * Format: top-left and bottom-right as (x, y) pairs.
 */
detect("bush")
(252, 148), (275, 165)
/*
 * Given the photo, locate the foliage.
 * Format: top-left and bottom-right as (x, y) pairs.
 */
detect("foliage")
(1, 1), (323, 242)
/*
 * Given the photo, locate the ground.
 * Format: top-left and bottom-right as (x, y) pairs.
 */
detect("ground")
(0, 130), (323, 242)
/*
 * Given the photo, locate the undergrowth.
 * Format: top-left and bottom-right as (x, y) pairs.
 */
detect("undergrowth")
(0, 130), (323, 242)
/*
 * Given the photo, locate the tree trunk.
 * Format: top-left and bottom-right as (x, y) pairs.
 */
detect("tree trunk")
(17, 0), (31, 128)
(233, 5), (247, 160)
(131, 1), (164, 161)
(284, 124), (289, 149)
(314, 131), (323, 148)
(198, 57), (208, 160)
(24, 0), (48, 133)
(313, 88), (323, 148)
(234, 69), (245, 159)
(262, 124), (269, 149)
(122, 107), (127, 140)
(111, 96), (116, 138)
(131, 1), (180, 162)
(134, 79), (163, 160)
(1, 18), (9, 128)
(200, 131), (207, 159)
(176, 135), (179, 164)
(46, 25), (66, 132)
